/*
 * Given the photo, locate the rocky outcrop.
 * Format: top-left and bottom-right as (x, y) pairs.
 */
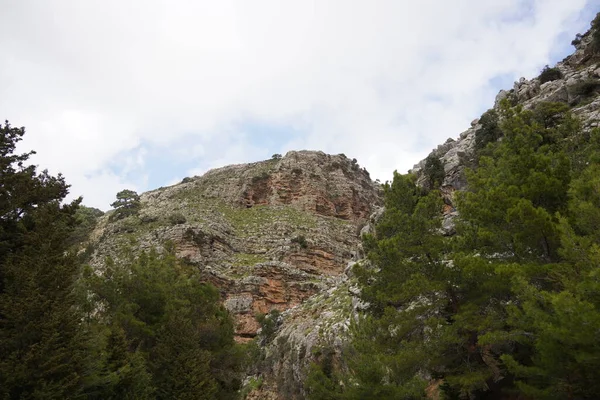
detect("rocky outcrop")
(197, 150), (376, 222)
(413, 27), (600, 234)
(85, 21), (600, 400)
(88, 151), (382, 342)
(252, 22), (600, 400)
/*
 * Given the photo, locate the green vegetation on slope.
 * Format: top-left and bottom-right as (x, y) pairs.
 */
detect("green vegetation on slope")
(81, 246), (245, 399)
(0, 122), (246, 399)
(0, 121), (90, 398)
(306, 100), (600, 399)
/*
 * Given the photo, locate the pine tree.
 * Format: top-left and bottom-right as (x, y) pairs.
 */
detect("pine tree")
(0, 121), (89, 399)
(84, 246), (242, 399)
(325, 101), (599, 399)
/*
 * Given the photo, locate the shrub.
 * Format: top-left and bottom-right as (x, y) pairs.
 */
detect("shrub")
(168, 212), (186, 225)
(181, 177), (194, 184)
(592, 12), (600, 53)
(240, 377), (263, 399)
(256, 309), (281, 344)
(532, 102), (571, 129)
(570, 79), (600, 98)
(184, 228), (210, 246)
(539, 65), (563, 84)
(422, 154), (445, 189)
(291, 235), (308, 248)
(271, 153), (282, 160)
(252, 172), (270, 182)
(140, 214), (158, 224)
(475, 109), (502, 151)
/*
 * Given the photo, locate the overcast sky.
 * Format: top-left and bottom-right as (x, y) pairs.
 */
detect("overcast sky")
(1, 1), (597, 210)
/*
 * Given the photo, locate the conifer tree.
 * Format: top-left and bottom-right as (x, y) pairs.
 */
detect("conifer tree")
(0, 121), (89, 399)
(84, 246), (242, 399)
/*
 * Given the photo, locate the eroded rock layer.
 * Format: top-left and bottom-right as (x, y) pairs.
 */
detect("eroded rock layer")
(88, 151), (382, 341)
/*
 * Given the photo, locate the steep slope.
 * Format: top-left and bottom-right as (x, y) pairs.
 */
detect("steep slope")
(251, 19), (600, 400)
(413, 26), (600, 207)
(87, 150), (382, 342)
(84, 21), (600, 400)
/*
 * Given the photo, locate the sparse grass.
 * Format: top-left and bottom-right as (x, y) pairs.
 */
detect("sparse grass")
(232, 253), (268, 267)
(216, 203), (318, 236)
(240, 376), (263, 399)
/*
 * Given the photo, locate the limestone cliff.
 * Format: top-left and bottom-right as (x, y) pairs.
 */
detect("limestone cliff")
(249, 19), (600, 399)
(88, 150), (382, 342)
(410, 25), (600, 236)
(85, 20), (600, 400)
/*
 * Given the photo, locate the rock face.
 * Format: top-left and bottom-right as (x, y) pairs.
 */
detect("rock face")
(412, 27), (600, 233)
(88, 150), (382, 342)
(86, 23), (600, 400)
(252, 24), (600, 400)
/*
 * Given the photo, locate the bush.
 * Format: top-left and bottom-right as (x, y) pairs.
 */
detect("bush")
(240, 376), (263, 399)
(592, 13), (600, 53)
(291, 235), (308, 248)
(256, 309), (281, 344)
(422, 154), (445, 189)
(252, 171), (270, 182)
(475, 109), (502, 151)
(168, 213), (186, 225)
(181, 177), (194, 184)
(532, 102), (571, 129)
(140, 214), (158, 224)
(539, 65), (563, 84)
(184, 228), (211, 246)
(570, 79), (600, 98)
(271, 153), (282, 160)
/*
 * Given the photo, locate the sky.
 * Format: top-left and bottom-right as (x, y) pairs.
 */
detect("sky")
(1, 0), (598, 210)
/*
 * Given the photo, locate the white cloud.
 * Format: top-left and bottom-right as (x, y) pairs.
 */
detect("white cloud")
(0, 0), (594, 209)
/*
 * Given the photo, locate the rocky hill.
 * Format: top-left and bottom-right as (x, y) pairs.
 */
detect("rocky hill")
(87, 150), (382, 343)
(413, 26), (600, 207)
(245, 19), (600, 399)
(84, 20), (600, 400)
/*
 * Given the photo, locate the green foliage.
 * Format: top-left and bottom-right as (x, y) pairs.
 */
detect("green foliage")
(256, 309), (281, 344)
(67, 205), (104, 248)
(567, 163), (600, 242)
(271, 153), (282, 160)
(307, 172), (451, 397)
(475, 109), (502, 152)
(0, 121), (90, 399)
(240, 376), (263, 399)
(538, 65), (563, 84)
(422, 154), (445, 189)
(83, 248), (243, 399)
(592, 12), (600, 53)
(110, 189), (141, 221)
(291, 234), (308, 248)
(569, 78), (600, 103)
(168, 212), (186, 225)
(327, 97), (600, 399)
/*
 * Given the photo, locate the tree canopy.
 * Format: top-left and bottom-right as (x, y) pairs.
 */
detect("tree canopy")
(306, 102), (600, 399)
(0, 122), (245, 399)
